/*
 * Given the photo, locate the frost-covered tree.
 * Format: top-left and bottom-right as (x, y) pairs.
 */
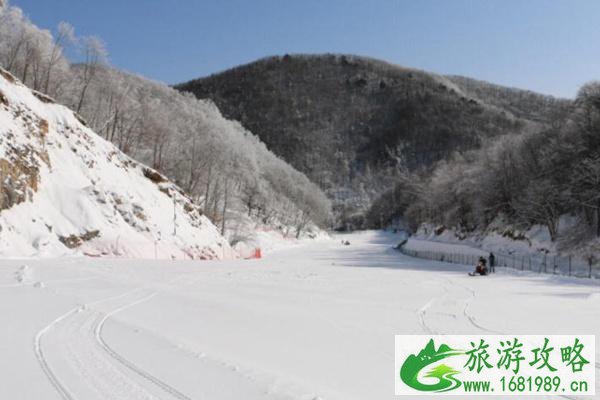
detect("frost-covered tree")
(75, 36), (107, 113)
(42, 21), (74, 95)
(0, 4), (332, 239)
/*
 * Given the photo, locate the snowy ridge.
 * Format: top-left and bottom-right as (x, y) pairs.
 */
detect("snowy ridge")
(0, 68), (234, 259)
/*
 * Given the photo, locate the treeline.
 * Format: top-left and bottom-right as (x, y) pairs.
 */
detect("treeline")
(448, 75), (571, 125)
(367, 83), (600, 252)
(177, 54), (568, 228)
(0, 2), (331, 237)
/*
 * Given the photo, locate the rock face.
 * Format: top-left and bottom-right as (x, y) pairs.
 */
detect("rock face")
(0, 68), (234, 259)
(177, 54), (568, 214)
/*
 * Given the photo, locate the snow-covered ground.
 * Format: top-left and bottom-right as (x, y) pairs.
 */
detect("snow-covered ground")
(403, 236), (489, 257)
(1, 230), (598, 399)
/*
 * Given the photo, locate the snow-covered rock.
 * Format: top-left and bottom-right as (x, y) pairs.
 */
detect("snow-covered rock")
(0, 68), (234, 259)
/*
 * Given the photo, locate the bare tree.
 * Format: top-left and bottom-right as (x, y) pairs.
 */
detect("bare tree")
(76, 36), (106, 113)
(42, 21), (74, 95)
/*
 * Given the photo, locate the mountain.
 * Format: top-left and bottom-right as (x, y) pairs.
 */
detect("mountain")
(176, 54), (570, 222)
(0, 67), (233, 259)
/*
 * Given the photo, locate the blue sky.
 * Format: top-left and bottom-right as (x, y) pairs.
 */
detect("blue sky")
(10, 0), (600, 98)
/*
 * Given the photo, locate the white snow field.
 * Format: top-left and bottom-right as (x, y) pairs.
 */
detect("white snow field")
(1, 231), (598, 400)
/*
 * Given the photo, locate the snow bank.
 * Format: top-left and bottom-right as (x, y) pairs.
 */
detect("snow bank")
(0, 68), (233, 259)
(226, 211), (331, 257)
(413, 221), (564, 256)
(402, 237), (487, 257)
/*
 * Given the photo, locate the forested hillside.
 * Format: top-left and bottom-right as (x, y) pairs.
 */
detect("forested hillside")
(447, 75), (571, 124)
(177, 54), (568, 224)
(0, 4), (331, 240)
(365, 83), (600, 257)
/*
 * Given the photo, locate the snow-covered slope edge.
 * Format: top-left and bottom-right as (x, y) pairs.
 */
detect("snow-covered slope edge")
(411, 217), (580, 258)
(0, 68), (234, 259)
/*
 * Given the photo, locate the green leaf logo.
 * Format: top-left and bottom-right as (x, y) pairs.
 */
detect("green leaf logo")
(400, 339), (464, 392)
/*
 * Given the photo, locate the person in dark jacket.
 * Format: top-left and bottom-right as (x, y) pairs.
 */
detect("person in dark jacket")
(488, 252), (496, 273)
(472, 256), (487, 275)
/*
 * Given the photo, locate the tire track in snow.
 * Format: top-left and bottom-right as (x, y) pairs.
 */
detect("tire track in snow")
(34, 288), (146, 400)
(34, 287), (175, 400)
(34, 308), (79, 400)
(93, 292), (194, 400)
(64, 304), (160, 400)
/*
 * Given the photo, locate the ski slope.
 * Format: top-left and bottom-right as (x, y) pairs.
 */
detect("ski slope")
(0, 231), (598, 399)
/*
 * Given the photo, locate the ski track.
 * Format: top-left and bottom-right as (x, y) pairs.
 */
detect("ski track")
(34, 282), (196, 400)
(452, 279), (502, 334)
(416, 277), (502, 335)
(414, 271), (593, 400)
(416, 279), (455, 335)
(414, 277), (591, 400)
(416, 278), (454, 335)
(416, 298), (436, 334)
